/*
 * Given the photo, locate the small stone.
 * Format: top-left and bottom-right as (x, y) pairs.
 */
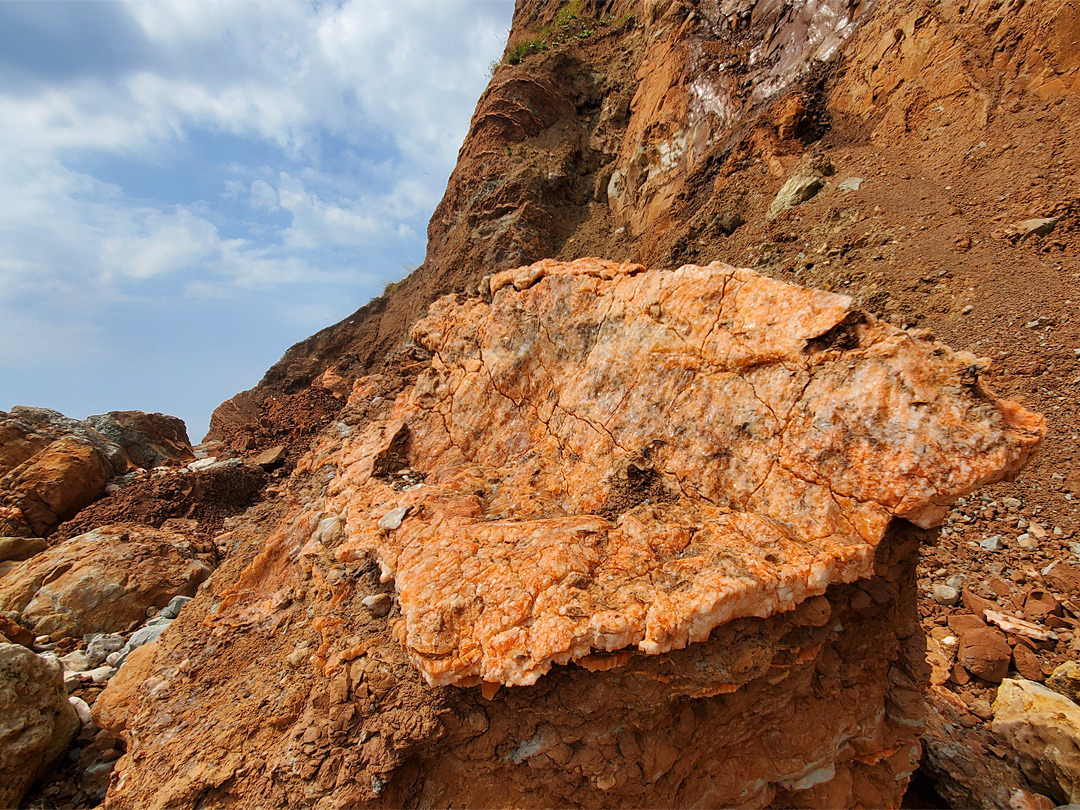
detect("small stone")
(252, 445), (287, 470)
(1003, 497), (1022, 510)
(969, 698), (993, 720)
(361, 594), (392, 618)
(960, 304), (974, 315)
(1012, 644), (1045, 681)
(85, 633), (124, 667)
(159, 595), (192, 620)
(377, 506), (410, 531)
(958, 626), (1012, 682)
(837, 177), (864, 192)
(1017, 534), (1038, 550)
(946, 575), (965, 590)
(933, 584), (961, 606)
(981, 535), (1003, 551)
(1026, 590), (1060, 622)
(69, 695), (92, 725)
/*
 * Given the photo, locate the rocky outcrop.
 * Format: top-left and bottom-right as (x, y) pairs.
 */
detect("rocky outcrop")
(0, 642), (79, 808)
(0, 524), (214, 639)
(993, 678), (1080, 805)
(0, 408), (195, 537)
(100, 260), (1042, 809)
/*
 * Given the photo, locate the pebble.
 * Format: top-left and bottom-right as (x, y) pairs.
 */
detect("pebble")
(1002, 497), (1022, 510)
(960, 304), (974, 315)
(946, 575), (965, 590)
(361, 593), (392, 618)
(378, 506), (410, 531)
(838, 177), (864, 192)
(69, 696), (92, 725)
(1069, 542), (1080, 559)
(1017, 534), (1038, 550)
(980, 535), (1003, 551)
(933, 584), (961, 606)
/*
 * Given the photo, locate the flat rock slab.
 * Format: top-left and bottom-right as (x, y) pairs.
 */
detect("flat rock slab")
(324, 260), (1044, 687)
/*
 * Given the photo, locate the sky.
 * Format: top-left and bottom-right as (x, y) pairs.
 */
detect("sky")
(0, 0), (515, 442)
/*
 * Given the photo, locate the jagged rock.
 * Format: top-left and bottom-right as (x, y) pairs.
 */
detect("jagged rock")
(0, 524), (213, 638)
(0, 535), (47, 562)
(326, 259), (1041, 688)
(922, 684), (1052, 810)
(993, 678), (1080, 804)
(0, 408), (195, 536)
(93, 642), (158, 741)
(1048, 662), (1080, 704)
(0, 642), (79, 808)
(104, 259), (1042, 810)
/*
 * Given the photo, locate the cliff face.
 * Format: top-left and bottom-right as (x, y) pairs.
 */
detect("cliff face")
(15, 0), (1080, 807)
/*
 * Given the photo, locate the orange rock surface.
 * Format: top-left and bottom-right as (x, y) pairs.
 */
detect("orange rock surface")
(321, 259), (1043, 687)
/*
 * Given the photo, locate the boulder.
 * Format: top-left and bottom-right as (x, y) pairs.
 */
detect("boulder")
(93, 642), (158, 740)
(993, 678), (1080, 804)
(106, 260), (1043, 810)
(0, 536), (47, 562)
(0, 524), (213, 638)
(0, 643), (79, 807)
(0, 407), (195, 536)
(0, 438), (107, 536)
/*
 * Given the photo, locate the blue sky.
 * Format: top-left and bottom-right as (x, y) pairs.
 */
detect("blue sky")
(0, 0), (514, 441)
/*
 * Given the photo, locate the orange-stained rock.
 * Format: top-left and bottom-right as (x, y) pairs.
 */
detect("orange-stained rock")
(0, 438), (107, 537)
(92, 642), (158, 740)
(311, 259), (1042, 688)
(0, 524), (213, 638)
(0, 407), (196, 537)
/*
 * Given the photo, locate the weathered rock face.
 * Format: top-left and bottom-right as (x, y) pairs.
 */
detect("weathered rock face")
(0, 408), (195, 537)
(0, 524), (214, 639)
(321, 259), (1041, 688)
(102, 260), (1042, 810)
(993, 678), (1080, 804)
(0, 642), (79, 808)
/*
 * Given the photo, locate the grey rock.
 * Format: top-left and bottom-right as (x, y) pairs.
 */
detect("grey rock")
(159, 596), (192, 620)
(1003, 497), (1022, 510)
(980, 535), (1003, 551)
(114, 620), (170, 667)
(84, 633), (124, 667)
(837, 177), (864, 192)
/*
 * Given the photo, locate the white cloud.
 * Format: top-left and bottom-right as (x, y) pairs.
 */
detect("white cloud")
(0, 0), (513, 435)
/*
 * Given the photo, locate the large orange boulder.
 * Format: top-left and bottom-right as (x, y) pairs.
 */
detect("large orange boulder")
(0, 438), (107, 537)
(0, 524), (213, 639)
(104, 260), (1043, 810)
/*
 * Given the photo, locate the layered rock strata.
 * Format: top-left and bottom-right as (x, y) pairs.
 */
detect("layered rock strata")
(106, 259), (1043, 809)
